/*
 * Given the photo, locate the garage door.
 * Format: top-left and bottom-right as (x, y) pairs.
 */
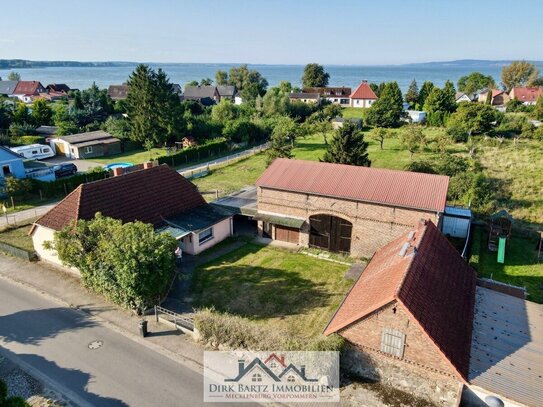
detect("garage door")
(275, 225), (300, 244)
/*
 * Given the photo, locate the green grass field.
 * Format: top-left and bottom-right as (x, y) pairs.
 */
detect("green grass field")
(89, 148), (168, 165)
(190, 243), (352, 338)
(0, 222), (34, 251)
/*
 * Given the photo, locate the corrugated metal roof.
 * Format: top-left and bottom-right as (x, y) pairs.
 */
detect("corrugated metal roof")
(256, 159), (449, 212)
(445, 205), (472, 218)
(58, 130), (116, 144)
(469, 287), (543, 407)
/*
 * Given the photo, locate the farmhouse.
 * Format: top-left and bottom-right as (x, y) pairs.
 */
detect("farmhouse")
(325, 219), (476, 404)
(254, 159), (449, 258)
(49, 130), (121, 159)
(30, 164), (233, 265)
(349, 81), (378, 108)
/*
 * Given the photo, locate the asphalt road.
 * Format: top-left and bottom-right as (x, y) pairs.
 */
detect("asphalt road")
(0, 278), (253, 407)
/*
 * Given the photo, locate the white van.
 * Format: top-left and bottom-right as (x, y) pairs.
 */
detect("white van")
(10, 144), (55, 160)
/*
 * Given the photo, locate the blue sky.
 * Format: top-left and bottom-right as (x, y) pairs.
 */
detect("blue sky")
(1, 0), (541, 64)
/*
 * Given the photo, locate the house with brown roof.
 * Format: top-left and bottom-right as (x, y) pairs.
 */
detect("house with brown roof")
(349, 81), (378, 108)
(11, 81), (46, 103)
(49, 130), (121, 159)
(303, 87), (351, 106)
(107, 84), (129, 100)
(30, 164), (234, 266)
(325, 219), (476, 405)
(254, 158), (449, 258)
(477, 89), (510, 106)
(509, 86), (543, 105)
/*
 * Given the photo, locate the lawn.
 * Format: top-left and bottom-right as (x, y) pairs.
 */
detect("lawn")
(470, 226), (543, 303)
(89, 148), (168, 165)
(0, 222), (34, 252)
(190, 243), (352, 338)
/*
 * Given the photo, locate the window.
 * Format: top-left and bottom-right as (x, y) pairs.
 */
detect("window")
(252, 373), (262, 382)
(198, 227), (213, 244)
(287, 375), (295, 382)
(85, 146), (93, 154)
(380, 328), (406, 358)
(32, 150), (38, 155)
(269, 362), (276, 368)
(2, 165), (11, 176)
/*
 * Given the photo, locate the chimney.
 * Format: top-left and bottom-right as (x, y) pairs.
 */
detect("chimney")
(112, 167), (123, 177)
(238, 359), (245, 374)
(143, 161), (154, 170)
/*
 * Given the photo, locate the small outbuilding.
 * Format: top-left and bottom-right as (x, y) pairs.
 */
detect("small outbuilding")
(50, 130), (121, 159)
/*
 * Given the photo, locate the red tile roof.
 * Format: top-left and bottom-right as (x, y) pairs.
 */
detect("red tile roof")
(34, 164), (206, 231)
(349, 81), (378, 100)
(510, 87), (543, 103)
(13, 81), (45, 95)
(324, 220), (476, 379)
(256, 159), (449, 212)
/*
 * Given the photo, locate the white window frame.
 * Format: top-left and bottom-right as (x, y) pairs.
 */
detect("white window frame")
(380, 328), (406, 358)
(85, 146), (93, 154)
(198, 227), (214, 245)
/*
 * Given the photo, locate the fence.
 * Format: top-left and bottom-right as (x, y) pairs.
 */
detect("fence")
(179, 142), (270, 179)
(154, 305), (195, 335)
(0, 241), (36, 261)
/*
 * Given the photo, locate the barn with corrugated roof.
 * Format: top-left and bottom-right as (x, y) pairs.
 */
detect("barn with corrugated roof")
(253, 158), (450, 258)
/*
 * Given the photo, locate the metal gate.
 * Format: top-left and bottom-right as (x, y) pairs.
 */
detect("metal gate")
(309, 214), (352, 253)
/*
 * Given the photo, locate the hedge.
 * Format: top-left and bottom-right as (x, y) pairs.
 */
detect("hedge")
(31, 169), (110, 199)
(157, 138), (229, 167)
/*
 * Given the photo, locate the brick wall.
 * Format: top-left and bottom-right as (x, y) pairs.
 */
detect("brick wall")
(339, 302), (461, 406)
(257, 187), (439, 257)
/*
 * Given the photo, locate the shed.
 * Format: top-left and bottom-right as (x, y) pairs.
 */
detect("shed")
(50, 130), (121, 159)
(443, 206), (472, 238)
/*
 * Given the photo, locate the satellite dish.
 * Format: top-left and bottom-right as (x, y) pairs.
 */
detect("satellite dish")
(484, 395), (504, 407)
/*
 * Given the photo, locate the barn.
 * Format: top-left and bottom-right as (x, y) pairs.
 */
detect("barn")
(254, 159), (450, 258)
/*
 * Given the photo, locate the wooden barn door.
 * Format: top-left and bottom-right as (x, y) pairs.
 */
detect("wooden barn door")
(310, 215), (352, 253)
(275, 226), (300, 244)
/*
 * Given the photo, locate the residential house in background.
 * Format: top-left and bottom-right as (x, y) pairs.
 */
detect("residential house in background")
(0, 80), (18, 97)
(477, 89), (510, 106)
(49, 130), (121, 159)
(11, 81), (46, 103)
(349, 81), (378, 108)
(288, 92), (320, 104)
(254, 158), (449, 257)
(30, 164), (233, 265)
(216, 85), (236, 102)
(304, 87), (351, 106)
(509, 86), (543, 105)
(0, 146), (27, 180)
(46, 83), (71, 93)
(324, 220), (476, 405)
(183, 85), (236, 105)
(455, 92), (472, 103)
(107, 84), (129, 100)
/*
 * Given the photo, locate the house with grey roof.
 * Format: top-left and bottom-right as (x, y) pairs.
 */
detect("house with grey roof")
(183, 85), (237, 105)
(49, 130), (121, 159)
(0, 80), (19, 96)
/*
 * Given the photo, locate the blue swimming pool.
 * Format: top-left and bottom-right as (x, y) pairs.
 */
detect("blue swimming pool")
(104, 162), (133, 170)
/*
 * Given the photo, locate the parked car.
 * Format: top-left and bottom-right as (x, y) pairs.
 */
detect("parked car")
(10, 144), (55, 160)
(54, 163), (78, 178)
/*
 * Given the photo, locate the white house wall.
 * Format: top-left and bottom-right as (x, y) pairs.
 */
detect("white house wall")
(31, 225), (64, 266)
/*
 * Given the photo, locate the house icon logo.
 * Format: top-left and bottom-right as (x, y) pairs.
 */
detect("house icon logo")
(226, 353), (318, 384)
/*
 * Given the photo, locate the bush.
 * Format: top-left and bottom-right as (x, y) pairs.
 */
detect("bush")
(30, 169), (109, 199)
(156, 138), (229, 167)
(195, 308), (344, 352)
(404, 160), (436, 174)
(10, 135), (44, 146)
(3, 177), (33, 197)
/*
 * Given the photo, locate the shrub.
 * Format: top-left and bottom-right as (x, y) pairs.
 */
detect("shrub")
(156, 138), (229, 167)
(30, 169), (109, 199)
(10, 135), (44, 146)
(404, 160), (436, 174)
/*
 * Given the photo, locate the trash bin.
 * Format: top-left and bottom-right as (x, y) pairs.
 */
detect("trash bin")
(139, 320), (148, 337)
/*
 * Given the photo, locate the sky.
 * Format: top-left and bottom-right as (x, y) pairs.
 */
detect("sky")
(1, 0), (542, 65)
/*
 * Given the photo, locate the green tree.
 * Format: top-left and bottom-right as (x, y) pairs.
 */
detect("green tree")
(215, 70), (228, 85)
(103, 116), (131, 139)
(211, 99), (238, 122)
(12, 103), (30, 125)
(457, 72), (496, 94)
(533, 96), (543, 120)
(501, 60), (540, 91)
(200, 78), (213, 86)
(322, 122), (370, 166)
(4, 176), (32, 197)
(186, 80), (199, 86)
(278, 80), (293, 93)
(7, 71), (20, 81)
(301, 63), (330, 88)
(366, 82), (404, 128)
(423, 83), (456, 127)
(261, 87), (290, 117)
(0, 103), (12, 130)
(370, 127), (391, 150)
(405, 79), (419, 107)
(31, 99), (53, 126)
(49, 214), (177, 312)
(266, 116), (297, 164)
(227, 65), (268, 105)
(400, 126), (427, 159)
(446, 103), (497, 136)
(418, 81), (435, 109)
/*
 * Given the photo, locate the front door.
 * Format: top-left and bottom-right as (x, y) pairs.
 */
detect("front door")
(309, 214), (352, 253)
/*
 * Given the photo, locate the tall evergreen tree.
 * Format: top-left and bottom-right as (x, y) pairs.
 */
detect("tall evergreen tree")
(423, 83), (457, 126)
(405, 79), (419, 107)
(322, 122), (371, 166)
(443, 80), (457, 112)
(418, 81), (435, 109)
(366, 82), (404, 128)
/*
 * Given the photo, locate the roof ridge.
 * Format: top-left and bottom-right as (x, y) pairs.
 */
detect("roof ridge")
(393, 223), (428, 298)
(33, 184), (83, 229)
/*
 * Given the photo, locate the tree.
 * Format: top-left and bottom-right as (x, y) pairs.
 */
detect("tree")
(501, 60), (540, 91)
(0, 378), (30, 407)
(405, 79), (419, 107)
(322, 122), (370, 166)
(533, 96), (543, 120)
(227, 65), (268, 105)
(11, 102), (30, 125)
(266, 116), (297, 164)
(0, 103), (12, 130)
(457, 72), (496, 94)
(370, 127), (391, 150)
(446, 103), (497, 136)
(186, 80), (199, 86)
(103, 116), (131, 139)
(400, 126), (427, 159)
(301, 63), (330, 88)
(7, 71), (20, 81)
(278, 80), (293, 93)
(211, 99), (238, 122)
(261, 87), (290, 117)
(4, 176), (32, 197)
(423, 83), (456, 127)
(200, 78), (213, 86)
(31, 99), (53, 126)
(48, 214), (177, 312)
(418, 81), (435, 109)
(215, 70), (228, 85)
(366, 82), (404, 128)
